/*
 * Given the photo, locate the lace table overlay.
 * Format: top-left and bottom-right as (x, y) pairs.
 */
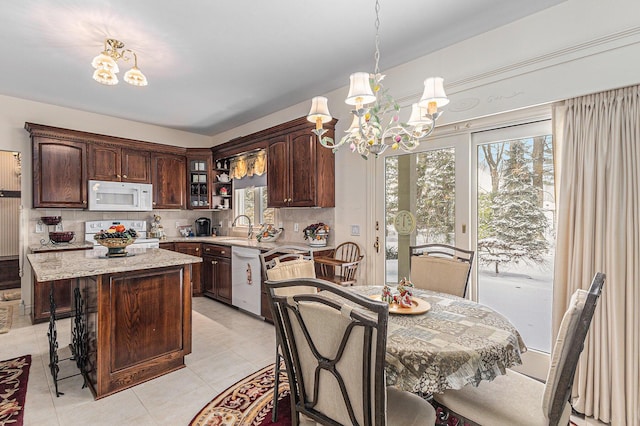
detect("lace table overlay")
(350, 286), (527, 395)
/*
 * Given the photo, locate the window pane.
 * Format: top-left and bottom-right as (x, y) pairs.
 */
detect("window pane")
(384, 148), (456, 284)
(476, 135), (555, 353)
(234, 185), (275, 226)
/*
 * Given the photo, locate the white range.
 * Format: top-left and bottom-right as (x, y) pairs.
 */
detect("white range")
(85, 220), (160, 249)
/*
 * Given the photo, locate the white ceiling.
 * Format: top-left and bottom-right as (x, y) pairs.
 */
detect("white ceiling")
(0, 0), (563, 136)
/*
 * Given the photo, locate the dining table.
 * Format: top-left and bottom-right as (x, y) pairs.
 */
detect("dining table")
(347, 285), (527, 395)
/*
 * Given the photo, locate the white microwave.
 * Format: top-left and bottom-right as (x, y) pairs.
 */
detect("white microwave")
(88, 180), (153, 211)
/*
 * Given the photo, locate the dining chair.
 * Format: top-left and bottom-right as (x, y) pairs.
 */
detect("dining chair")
(317, 241), (364, 286)
(259, 245), (317, 422)
(433, 272), (606, 426)
(409, 243), (474, 298)
(264, 277), (436, 426)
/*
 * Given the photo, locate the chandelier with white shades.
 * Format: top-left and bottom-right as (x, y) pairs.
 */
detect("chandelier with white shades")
(307, 0), (449, 159)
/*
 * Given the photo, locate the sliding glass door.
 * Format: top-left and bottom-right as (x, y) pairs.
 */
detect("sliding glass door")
(473, 121), (555, 354)
(375, 118), (554, 376)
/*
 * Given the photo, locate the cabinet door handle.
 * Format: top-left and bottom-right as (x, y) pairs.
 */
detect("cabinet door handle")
(195, 247), (199, 252)
(221, 250), (225, 254)
(283, 198), (287, 203)
(122, 174), (127, 179)
(205, 248), (210, 252)
(211, 260), (217, 265)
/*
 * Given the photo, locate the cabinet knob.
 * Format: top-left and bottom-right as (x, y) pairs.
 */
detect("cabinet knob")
(153, 202), (156, 205)
(195, 248), (199, 252)
(123, 174), (127, 179)
(221, 250), (225, 254)
(205, 248), (210, 252)
(284, 198), (287, 203)
(211, 260), (217, 265)
(117, 174), (121, 179)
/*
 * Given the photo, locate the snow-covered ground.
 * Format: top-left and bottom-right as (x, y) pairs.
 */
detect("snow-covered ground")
(386, 258), (553, 353)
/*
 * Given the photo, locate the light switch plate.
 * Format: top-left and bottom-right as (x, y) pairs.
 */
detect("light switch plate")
(351, 225), (360, 236)
(35, 222), (44, 233)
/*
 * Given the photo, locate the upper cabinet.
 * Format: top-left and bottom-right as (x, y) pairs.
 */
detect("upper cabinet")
(26, 122), (187, 210)
(31, 137), (88, 209)
(212, 117), (336, 209)
(186, 148), (212, 210)
(152, 152), (186, 209)
(267, 123), (336, 208)
(89, 145), (151, 183)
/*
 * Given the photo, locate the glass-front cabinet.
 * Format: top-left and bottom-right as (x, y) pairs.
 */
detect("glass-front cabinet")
(212, 157), (232, 210)
(187, 149), (212, 209)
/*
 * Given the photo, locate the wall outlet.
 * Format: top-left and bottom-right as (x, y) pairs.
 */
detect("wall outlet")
(55, 224), (63, 232)
(294, 223), (299, 232)
(351, 225), (360, 236)
(35, 222), (44, 233)
(278, 222), (283, 229)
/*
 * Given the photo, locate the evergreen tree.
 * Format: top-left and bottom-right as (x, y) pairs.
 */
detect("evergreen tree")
(415, 149), (455, 243)
(479, 140), (549, 273)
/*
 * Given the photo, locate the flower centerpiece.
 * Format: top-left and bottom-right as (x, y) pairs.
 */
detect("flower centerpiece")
(303, 222), (330, 247)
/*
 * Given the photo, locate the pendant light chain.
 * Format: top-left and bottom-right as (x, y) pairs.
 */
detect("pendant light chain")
(374, 0), (381, 77)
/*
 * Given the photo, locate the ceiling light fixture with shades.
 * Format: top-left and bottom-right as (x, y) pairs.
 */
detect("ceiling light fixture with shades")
(307, 0), (448, 159)
(91, 38), (148, 87)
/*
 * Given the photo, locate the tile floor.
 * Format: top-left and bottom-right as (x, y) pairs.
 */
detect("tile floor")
(0, 296), (276, 425)
(1, 295), (610, 426)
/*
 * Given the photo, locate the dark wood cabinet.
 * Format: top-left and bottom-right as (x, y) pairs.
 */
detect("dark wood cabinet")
(267, 125), (335, 208)
(186, 149), (213, 209)
(174, 242), (202, 296)
(31, 278), (74, 324)
(30, 246), (93, 324)
(0, 256), (20, 291)
(202, 244), (232, 304)
(159, 242), (175, 251)
(152, 153), (186, 209)
(89, 145), (151, 183)
(31, 137), (87, 208)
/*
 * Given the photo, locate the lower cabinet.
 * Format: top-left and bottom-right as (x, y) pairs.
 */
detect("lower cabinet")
(174, 242), (202, 296)
(31, 247), (91, 324)
(202, 244), (232, 304)
(31, 278), (74, 324)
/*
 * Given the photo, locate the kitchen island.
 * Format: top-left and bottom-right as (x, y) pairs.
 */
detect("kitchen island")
(27, 247), (202, 399)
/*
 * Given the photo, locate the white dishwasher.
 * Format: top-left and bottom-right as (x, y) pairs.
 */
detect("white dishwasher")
(231, 246), (262, 316)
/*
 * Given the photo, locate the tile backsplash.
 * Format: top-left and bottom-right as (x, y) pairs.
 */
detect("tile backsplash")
(29, 207), (335, 246)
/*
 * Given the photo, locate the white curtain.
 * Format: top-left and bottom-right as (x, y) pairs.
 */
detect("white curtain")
(553, 85), (640, 426)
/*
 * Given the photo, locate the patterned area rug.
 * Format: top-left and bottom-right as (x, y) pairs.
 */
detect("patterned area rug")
(0, 306), (13, 334)
(0, 355), (31, 426)
(190, 363), (292, 426)
(191, 362), (482, 426)
(1, 290), (21, 301)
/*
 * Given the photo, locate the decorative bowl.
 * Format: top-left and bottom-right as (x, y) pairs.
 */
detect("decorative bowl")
(255, 225), (283, 242)
(49, 231), (75, 243)
(41, 216), (62, 226)
(95, 237), (137, 257)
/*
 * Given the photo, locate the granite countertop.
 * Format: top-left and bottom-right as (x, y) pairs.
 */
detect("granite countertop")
(161, 236), (334, 252)
(29, 241), (95, 253)
(27, 247), (202, 282)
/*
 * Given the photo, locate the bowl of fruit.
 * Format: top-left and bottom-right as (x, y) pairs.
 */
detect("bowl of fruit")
(94, 224), (138, 257)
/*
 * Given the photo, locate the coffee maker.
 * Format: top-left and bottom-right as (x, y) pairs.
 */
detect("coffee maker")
(194, 217), (211, 236)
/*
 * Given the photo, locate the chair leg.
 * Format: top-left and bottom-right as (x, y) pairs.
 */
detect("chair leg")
(272, 346), (282, 422)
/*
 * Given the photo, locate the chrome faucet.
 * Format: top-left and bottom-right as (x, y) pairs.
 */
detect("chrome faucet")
(231, 214), (253, 239)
